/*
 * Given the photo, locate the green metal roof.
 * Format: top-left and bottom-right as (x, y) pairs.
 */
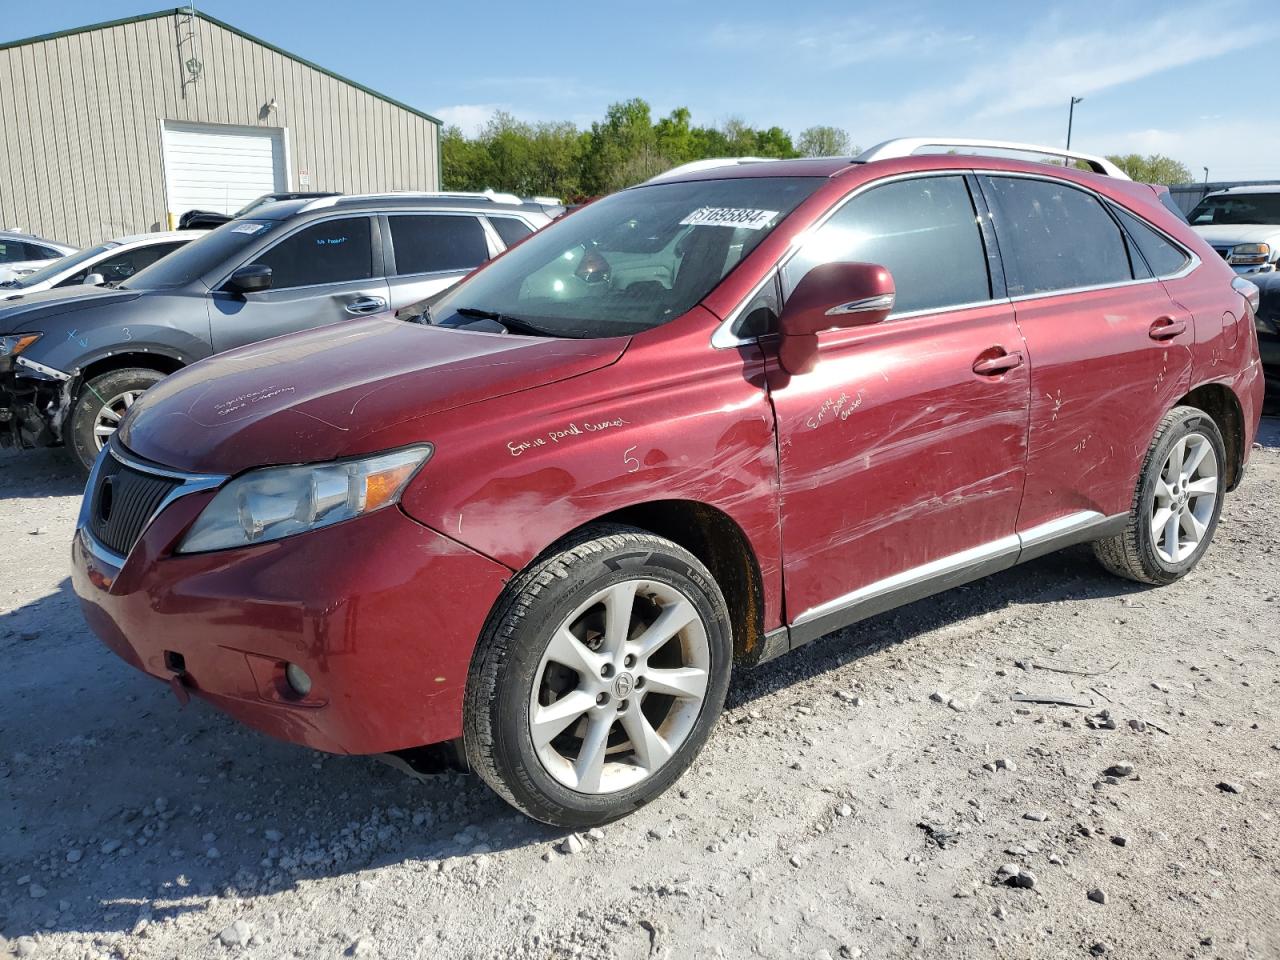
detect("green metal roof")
(0, 7), (442, 126)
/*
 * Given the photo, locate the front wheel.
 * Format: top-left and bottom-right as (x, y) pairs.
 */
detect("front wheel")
(464, 525), (732, 827)
(67, 368), (165, 472)
(1093, 405), (1226, 585)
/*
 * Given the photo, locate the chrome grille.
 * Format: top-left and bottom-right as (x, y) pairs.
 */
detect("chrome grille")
(88, 453), (182, 556)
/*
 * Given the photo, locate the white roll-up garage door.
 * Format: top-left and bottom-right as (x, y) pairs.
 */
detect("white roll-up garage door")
(162, 121), (287, 219)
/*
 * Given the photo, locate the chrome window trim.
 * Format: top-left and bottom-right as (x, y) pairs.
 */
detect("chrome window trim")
(710, 168), (1201, 349)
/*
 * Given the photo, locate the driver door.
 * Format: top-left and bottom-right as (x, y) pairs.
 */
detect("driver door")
(209, 216), (389, 352)
(767, 174), (1031, 641)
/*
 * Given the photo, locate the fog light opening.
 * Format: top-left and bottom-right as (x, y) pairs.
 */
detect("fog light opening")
(285, 663), (313, 697)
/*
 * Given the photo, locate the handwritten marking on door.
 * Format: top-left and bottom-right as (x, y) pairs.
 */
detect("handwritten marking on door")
(806, 392), (862, 429)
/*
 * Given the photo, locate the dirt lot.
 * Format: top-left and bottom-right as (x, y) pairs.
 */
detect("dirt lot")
(1, 421), (1277, 960)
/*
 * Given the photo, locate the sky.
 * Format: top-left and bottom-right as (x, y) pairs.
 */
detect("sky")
(4, 0), (1277, 182)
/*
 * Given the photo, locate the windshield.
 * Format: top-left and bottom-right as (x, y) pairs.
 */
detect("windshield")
(428, 176), (822, 338)
(233, 195), (273, 217)
(122, 220), (271, 290)
(4, 243), (114, 288)
(1188, 193), (1280, 226)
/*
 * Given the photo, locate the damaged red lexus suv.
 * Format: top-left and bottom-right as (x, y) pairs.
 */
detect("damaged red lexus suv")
(73, 139), (1264, 826)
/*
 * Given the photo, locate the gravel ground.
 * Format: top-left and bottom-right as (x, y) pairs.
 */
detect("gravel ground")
(1, 420), (1278, 960)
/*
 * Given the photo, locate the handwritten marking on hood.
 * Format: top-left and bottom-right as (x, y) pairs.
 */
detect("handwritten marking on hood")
(508, 416), (630, 456)
(213, 385), (297, 417)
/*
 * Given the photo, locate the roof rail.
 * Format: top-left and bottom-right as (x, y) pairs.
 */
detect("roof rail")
(646, 157), (776, 183)
(856, 138), (1130, 180)
(302, 189), (526, 212)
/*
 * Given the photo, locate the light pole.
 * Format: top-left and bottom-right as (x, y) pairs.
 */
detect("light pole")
(1065, 96), (1084, 152)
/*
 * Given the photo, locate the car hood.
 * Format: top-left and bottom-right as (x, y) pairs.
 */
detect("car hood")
(1190, 224), (1280, 246)
(119, 317), (627, 474)
(0, 285), (141, 334)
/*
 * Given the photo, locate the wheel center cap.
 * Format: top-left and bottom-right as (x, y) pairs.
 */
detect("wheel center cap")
(612, 672), (636, 699)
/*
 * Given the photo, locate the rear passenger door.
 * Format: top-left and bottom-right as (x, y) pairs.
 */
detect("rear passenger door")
(769, 174), (1030, 637)
(384, 213), (494, 310)
(978, 175), (1195, 534)
(210, 216), (389, 352)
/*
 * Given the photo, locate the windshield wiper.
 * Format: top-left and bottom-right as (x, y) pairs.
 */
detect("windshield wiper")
(454, 307), (557, 338)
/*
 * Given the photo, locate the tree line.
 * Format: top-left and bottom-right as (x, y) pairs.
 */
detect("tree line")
(441, 98), (1193, 199)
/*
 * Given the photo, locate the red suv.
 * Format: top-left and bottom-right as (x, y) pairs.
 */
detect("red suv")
(72, 139), (1265, 827)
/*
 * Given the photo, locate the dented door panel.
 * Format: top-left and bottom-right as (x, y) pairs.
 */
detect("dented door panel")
(1012, 283), (1193, 530)
(767, 303), (1029, 621)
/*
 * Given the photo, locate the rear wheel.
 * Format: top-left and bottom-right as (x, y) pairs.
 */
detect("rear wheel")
(464, 525), (732, 827)
(67, 368), (165, 472)
(1093, 406), (1226, 585)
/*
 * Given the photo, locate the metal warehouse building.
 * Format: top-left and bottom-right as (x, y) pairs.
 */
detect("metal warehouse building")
(0, 7), (441, 248)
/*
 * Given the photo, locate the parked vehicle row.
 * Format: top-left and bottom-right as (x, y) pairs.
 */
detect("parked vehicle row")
(0, 192), (563, 468)
(70, 138), (1264, 827)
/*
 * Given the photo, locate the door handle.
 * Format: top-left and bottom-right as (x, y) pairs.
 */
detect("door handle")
(1148, 316), (1186, 340)
(972, 349), (1024, 376)
(345, 296), (387, 315)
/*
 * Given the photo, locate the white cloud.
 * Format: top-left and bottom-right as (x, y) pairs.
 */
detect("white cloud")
(710, 16), (971, 67)
(432, 104), (501, 136)
(1109, 121), (1280, 182)
(861, 1), (1271, 128)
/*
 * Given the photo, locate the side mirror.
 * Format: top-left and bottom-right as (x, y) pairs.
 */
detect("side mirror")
(83, 273), (105, 286)
(224, 264), (273, 295)
(777, 262), (895, 374)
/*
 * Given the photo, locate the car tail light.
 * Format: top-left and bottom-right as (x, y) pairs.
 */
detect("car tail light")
(1232, 276), (1260, 313)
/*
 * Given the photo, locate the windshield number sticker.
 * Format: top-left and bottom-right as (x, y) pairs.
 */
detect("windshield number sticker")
(679, 207), (779, 230)
(230, 223), (265, 235)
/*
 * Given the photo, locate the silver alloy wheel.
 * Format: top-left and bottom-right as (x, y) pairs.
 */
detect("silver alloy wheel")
(1151, 432), (1219, 564)
(92, 390), (142, 450)
(528, 579), (711, 795)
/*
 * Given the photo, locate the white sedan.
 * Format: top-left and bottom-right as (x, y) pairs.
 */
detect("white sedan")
(0, 230), (205, 296)
(0, 232), (77, 284)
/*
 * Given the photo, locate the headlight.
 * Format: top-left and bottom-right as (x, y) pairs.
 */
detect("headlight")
(177, 445), (432, 553)
(0, 333), (42, 370)
(1227, 243), (1271, 266)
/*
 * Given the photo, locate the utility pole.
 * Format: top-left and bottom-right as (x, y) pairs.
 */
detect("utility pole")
(1066, 96), (1084, 152)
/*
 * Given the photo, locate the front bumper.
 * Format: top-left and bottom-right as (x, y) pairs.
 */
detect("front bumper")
(71, 489), (512, 755)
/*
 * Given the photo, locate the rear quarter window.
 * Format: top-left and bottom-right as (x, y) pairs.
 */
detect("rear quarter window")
(1112, 207), (1191, 278)
(981, 176), (1133, 296)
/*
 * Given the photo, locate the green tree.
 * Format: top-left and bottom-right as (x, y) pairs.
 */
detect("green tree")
(1105, 153), (1194, 185)
(797, 125), (852, 158)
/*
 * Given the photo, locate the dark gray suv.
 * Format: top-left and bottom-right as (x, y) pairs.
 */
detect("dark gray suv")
(0, 192), (562, 470)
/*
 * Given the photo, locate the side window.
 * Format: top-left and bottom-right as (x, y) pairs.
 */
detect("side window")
(389, 215), (489, 275)
(30, 244), (63, 260)
(250, 218), (373, 290)
(489, 216), (534, 248)
(732, 274), (782, 339)
(0, 242), (21, 263)
(1112, 207), (1191, 278)
(783, 176), (991, 315)
(93, 244), (181, 284)
(980, 176), (1132, 296)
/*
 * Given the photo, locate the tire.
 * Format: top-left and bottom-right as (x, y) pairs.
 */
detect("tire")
(67, 368), (166, 472)
(1093, 405), (1227, 585)
(464, 524), (733, 827)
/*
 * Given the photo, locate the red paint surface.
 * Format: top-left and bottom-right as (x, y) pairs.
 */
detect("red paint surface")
(77, 154), (1264, 755)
